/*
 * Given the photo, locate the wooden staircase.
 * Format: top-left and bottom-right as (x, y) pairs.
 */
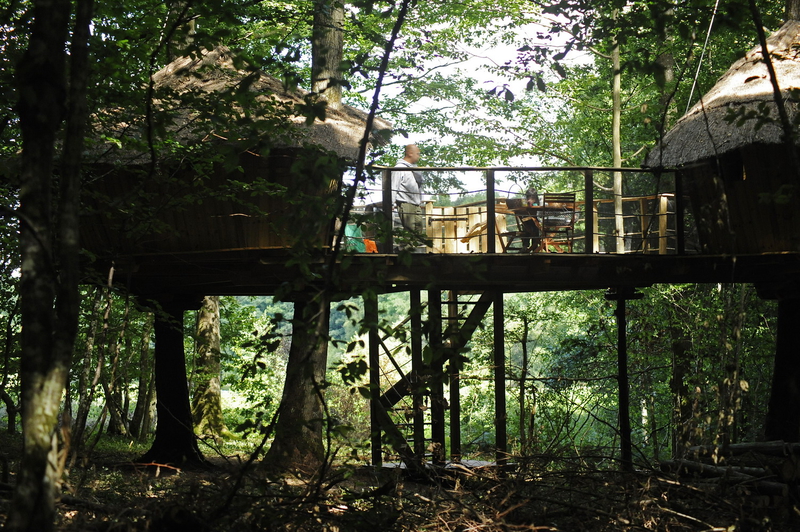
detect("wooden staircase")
(370, 290), (493, 469)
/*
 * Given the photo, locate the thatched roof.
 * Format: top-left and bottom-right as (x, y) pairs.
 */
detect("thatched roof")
(645, 20), (800, 168)
(94, 46), (392, 164)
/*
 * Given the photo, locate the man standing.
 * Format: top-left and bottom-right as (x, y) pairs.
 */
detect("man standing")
(392, 144), (424, 239)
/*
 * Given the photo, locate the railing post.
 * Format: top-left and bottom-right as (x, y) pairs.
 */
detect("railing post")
(382, 168), (393, 253)
(487, 169), (496, 254)
(675, 170), (685, 255)
(584, 170), (595, 254)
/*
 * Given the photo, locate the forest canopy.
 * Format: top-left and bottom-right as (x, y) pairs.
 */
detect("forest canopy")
(0, 0), (797, 530)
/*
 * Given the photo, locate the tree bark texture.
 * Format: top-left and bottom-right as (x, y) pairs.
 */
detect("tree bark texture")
(129, 313), (154, 440)
(6, 0), (88, 532)
(191, 296), (231, 442)
(103, 296), (130, 436)
(70, 287), (102, 459)
(611, 22), (625, 254)
(311, 0), (345, 108)
(765, 297), (800, 442)
(264, 294), (330, 474)
(1, 298), (21, 433)
(137, 302), (205, 466)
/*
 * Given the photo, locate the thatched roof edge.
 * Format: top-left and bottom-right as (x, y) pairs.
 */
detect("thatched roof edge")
(645, 20), (800, 168)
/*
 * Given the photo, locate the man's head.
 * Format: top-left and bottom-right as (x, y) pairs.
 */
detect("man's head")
(403, 144), (421, 164)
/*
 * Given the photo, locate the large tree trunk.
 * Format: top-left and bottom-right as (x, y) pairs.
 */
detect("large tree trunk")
(311, 0), (345, 109)
(264, 294), (330, 474)
(764, 297), (800, 441)
(191, 296), (232, 442)
(137, 301), (206, 467)
(8, 0), (90, 526)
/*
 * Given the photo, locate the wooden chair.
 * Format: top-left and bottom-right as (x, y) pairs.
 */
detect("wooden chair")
(538, 193), (577, 253)
(498, 198), (539, 253)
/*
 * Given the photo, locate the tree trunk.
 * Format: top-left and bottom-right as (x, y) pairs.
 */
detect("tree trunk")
(311, 0), (345, 109)
(129, 313), (154, 440)
(264, 294), (330, 474)
(8, 0), (88, 526)
(191, 296), (232, 442)
(103, 296), (130, 436)
(137, 301), (206, 467)
(611, 18), (624, 254)
(70, 287), (102, 451)
(765, 297), (800, 441)
(1, 297), (20, 433)
(670, 329), (692, 457)
(518, 317), (529, 452)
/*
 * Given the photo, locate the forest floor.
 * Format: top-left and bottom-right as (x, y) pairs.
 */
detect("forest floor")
(1, 431), (799, 531)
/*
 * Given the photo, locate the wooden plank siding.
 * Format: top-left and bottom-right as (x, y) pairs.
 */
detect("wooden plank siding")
(684, 145), (800, 255)
(81, 149), (338, 258)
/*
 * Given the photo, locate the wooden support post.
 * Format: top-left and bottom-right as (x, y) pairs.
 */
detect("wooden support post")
(487, 170), (496, 254)
(493, 291), (508, 466)
(410, 290), (425, 461)
(382, 168), (393, 253)
(584, 170), (595, 254)
(447, 292), (462, 464)
(366, 292), (381, 466)
(658, 194), (668, 255)
(605, 287), (643, 472)
(428, 289), (446, 464)
(675, 171), (685, 255)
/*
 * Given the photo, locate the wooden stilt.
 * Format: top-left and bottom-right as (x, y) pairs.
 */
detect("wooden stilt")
(493, 291), (508, 467)
(366, 293), (381, 467)
(605, 287), (643, 472)
(410, 290), (426, 461)
(765, 297), (800, 442)
(428, 290), (447, 464)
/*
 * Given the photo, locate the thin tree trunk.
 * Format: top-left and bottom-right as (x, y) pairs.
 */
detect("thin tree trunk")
(191, 296), (231, 442)
(139, 375), (157, 441)
(518, 317), (529, 452)
(70, 283), (109, 466)
(1, 297), (20, 433)
(104, 296), (130, 436)
(670, 328), (692, 458)
(129, 313), (154, 440)
(611, 17), (624, 253)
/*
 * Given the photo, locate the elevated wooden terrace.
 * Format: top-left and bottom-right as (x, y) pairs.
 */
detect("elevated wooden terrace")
(112, 166), (800, 299)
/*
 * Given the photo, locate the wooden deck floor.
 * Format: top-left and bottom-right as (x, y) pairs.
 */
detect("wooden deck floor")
(103, 250), (800, 299)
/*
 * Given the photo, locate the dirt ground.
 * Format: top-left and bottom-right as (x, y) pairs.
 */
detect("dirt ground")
(1, 431), (799, 531)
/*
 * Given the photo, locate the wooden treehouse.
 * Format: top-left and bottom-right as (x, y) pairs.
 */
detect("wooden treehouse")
(79, 35), (800, 469)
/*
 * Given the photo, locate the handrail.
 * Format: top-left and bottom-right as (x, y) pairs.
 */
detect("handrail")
(364, 165), (683, 255)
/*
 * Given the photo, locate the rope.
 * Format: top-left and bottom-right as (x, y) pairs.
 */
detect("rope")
(686, 0), (722, 114)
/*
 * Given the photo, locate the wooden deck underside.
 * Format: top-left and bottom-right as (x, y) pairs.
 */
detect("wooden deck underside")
(100, 251), (800, 299)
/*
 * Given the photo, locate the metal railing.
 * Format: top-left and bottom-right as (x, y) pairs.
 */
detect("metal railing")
(346, 166), (690, 255)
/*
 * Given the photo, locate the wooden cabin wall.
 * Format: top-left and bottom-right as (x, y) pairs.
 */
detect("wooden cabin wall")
(683, 164), (736, 254)
(684, 146), (800, 254)
(736, 145), (800, 253)
(81, 148), (341, 258)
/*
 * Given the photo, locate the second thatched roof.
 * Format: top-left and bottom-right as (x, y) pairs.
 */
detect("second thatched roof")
(645, 20), (800, 168)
